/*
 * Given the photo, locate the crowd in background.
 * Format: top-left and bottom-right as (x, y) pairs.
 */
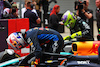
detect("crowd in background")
(1, 0), (18, 19)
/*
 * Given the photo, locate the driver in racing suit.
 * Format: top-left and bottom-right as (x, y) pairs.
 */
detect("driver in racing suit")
(62, 10), (94, 41)
(6, 27), (64, 66)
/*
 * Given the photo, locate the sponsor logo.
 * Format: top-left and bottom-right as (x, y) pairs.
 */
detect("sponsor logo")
(52, 41), (58, 52)
(77, 60), (90, 64)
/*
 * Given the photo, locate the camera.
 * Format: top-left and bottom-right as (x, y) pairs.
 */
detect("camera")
(74, 1), (86, 10)
(8, 0), (13, 2)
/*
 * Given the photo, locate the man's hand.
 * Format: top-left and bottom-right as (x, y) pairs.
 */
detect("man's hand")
(81, 9), (93, 19)
(59, 21), (64, 25)
(71, 31), (82, 39)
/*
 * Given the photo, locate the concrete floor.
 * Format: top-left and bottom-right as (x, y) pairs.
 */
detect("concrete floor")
(60, 21), (98, 41)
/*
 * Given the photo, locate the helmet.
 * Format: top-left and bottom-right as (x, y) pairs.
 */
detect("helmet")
(61, 10), (76, 29)
(6, 32), (27, 50)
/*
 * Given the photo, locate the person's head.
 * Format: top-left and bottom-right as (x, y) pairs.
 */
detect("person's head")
(24, 0), (31, 8)
(82, 0), (90, 10)
(96, 0), (100, 8)
(61, 10), (76, 29)
(26, 2), (34, 10)
(50, 5), (60, 16)
(6, 32), (27, 50)
(55, 5), (60, 13)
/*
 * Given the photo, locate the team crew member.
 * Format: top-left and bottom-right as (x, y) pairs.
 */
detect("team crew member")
(62, 10), (93, 41)
(6, 27), (64, 66)
(24, 2), (41, 28)
(48, 5), (60, 31)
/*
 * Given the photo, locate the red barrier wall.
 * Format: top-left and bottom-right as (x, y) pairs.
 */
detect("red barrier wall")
(8, 18), (30, 57)
(8, 19), (16, 35)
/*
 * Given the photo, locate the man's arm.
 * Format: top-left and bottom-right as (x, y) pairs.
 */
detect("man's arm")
(63, 31), (82, 40)
(68, 19), (90, 40)
(76, 9), (93, 19)
(82, 9), (93, 19)
(32, 12), (41, 24)
(68, 21), (90, 40)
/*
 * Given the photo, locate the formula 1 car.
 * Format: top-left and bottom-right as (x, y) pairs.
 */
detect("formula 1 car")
(64, 36), (100, 56)
(18, 47), (100, 67)
(1, 38), (100, 67)
(0, 48), (100, 67)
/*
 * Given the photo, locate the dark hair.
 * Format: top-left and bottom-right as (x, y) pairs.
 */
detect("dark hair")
(27, 2), (35, 9)
(26, 2), (31, 7)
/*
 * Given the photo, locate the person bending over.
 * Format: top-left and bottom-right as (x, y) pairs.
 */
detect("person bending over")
(6, 27), (64, 66)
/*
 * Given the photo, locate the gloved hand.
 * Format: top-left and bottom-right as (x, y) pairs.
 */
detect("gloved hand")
(71, 33), (77, 39)
(71, 31), (82, 39)
(63, 35), (71, 40)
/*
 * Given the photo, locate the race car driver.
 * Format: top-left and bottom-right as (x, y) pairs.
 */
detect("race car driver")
(6, 27), (64, 66)
(62, 10), (94, 41)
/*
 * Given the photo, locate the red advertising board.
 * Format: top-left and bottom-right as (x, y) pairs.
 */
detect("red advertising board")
(8, 18), (30, 57)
